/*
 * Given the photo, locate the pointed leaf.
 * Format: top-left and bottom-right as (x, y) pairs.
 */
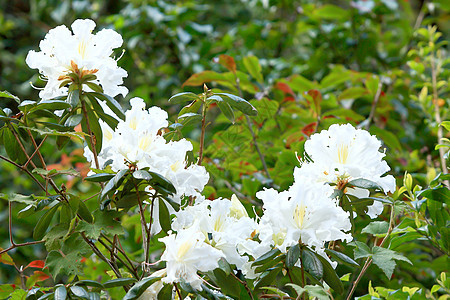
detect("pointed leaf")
(33, 203), (60, 240)
(168, 92), (199, 104)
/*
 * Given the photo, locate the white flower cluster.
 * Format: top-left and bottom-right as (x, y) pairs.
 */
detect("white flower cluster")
(295, 123), (396, 218)
(26, 19), (128, 100)
(156, 124), (396, 289)
(159, 195), (257, 290)
(84, 97), (209, 203)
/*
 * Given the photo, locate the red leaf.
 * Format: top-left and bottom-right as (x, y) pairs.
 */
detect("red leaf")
(306, 89), (322, 117)
(276, 82), (295, 96)
(26, 260), (45, 269)
(302, 122), (317, 137)
(217, 54), (236, 73)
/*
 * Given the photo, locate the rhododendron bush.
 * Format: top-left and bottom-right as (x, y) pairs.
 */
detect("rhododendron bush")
(0, 2), (449, 300)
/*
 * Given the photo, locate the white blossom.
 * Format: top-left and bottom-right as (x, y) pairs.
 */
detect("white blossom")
(84, 97), (209, 203)
(171, 197), (258, 271)
(26, 19), (128, 100)
(295, 123), (396, 218)
(256, 179), (352, 253)
(159, 225), (224, 291)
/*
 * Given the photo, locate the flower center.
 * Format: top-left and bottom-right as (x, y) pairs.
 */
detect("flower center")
(177, 240), (193, 261)
(138, 134), (152, 151)
(337, 144), (349, 164)
(78, 40), (88, 59)
(294, 204), (307, 229)
(170, 160), (183, 172)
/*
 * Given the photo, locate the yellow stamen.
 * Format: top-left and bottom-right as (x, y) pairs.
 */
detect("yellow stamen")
(177, 240), (193, 261)
(78, 40), (88, 59)
(337, 144), (349, 164)
(294, 204), (307, 229)
(138, 134), (151, 150)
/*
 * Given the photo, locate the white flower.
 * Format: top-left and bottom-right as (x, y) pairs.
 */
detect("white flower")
(171, 197), (258, 271)
(26, 19), (128, 100)
(83, 97), (209, 207)
(159, 225), (224, 291)
(295, 123), (396, 218)
(256, 179), (352, 253)
(137, 269), (166, 300)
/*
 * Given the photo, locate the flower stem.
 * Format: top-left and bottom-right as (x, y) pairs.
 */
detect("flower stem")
(346, 204), (396, 300)
(198, 90), (208, 166)
(80, 93), (100, 170)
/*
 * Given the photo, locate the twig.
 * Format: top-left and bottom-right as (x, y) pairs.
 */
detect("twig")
(231, 272), (255, 300)
(174, 283), (183, 299)
(0, 154), (46, 193)
(133, 179), (151, 264)
(198, 87), (208, 166)
(346, 204), (395, 300)
(234, 77), (272, 182)
(365, 81), (383, 130)
(97, 237), (139, 279)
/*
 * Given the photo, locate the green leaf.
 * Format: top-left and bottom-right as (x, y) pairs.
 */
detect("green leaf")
(288, 75), (316, 93)
(18, 100), (37, 113)
(348, 178), (382, 191)
(84, 173), (115, 182)
(33, 203), (61, 240)
(54, 286), (67, 300)
(338, 87), (368, 100)
(389, 231), (422, 250)
(103, 278), (137, 288)
(168, 92), (198, 104)
(90, 92), (125, 120)
(182, 71), (228, 87)
(45, 250), (82, 278)
(371, 246), (412, 278)
(252, 248), (281, 266)
(76, 210), (124, 239)
(217, 99), (235, 123)
(369, 126), (402, 152)
(101, 170), (128, 200)
(0, 193), (36, 206)
(243, 55), (263, 83)
(32, 100), (71, 112)
(67, 90), (80, 107)
(74, 280), (105, 289)
(215, 93), (257, 116)
(314, 4), (349, 21)
(286, 244), (300, 268)
(302, 248), (323, 279)
(362, 221), (389, 236)
(286, 284), (331, 300)
(158, 198), (171, 233)
(70, 286), (89, 299)
(324, 249), (359, 267)
(85, 82), (103, 93)
(81, 104), (103, 154)
(157, 284), (172, 300)
(123, 277), (160, 300)
(419, 187), (450, 203)
(254, 267), (282, 292)
(3, 128), (19, 162)
(213, 268), (241, 298)
(147, 171), (176, 195)
(0, 90), (20, 103)
(77, 200), (93, 223)
(133, 170), (152, 181)
(441, 121), (450, 131)
(351, 241), (372, 260)
(64, 114), (83, 127)
(313, 251), (344, 294)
